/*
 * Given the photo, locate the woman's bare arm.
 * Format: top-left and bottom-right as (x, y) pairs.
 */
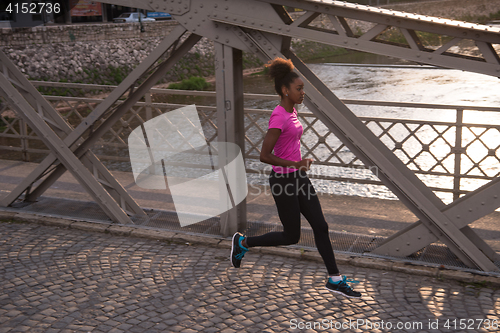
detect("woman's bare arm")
(260, 128), (312, 171)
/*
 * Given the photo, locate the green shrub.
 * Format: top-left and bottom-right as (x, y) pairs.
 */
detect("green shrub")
(167, 76), (210, 91)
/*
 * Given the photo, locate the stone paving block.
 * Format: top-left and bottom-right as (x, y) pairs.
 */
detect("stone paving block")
(71, 221), (109, 233)
(172, 233), (221, 246)
(350, 257), (393, 271)
(2, 222), (500, 332)
(391, 262), (439, 277)
(259, 246), (302, 259)
(39, 217), (76, 228)
(217, 239), (232, 249)
(438, 269), (475, 283)
(332, 252), (352, 265)
(106, 225), (133, 236)
(298, 250), (323, 262)
(0, 211), (17, 220)
(129, 228), (176, 241)
(472, 274), (500, 287)
(11, 213), (46, 225)
(12, 213), (71, 229)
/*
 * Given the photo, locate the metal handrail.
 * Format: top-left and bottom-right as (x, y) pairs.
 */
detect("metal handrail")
(2, 81), (500, 200)
(30, 81), (500, 111)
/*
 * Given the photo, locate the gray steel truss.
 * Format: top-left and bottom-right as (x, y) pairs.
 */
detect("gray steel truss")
(0, 66), (132, 224)
(0, 26), (200, 224)
(215, 43), (247, 237)
(0, 51), (145, 219)
(3, 0), (500, 270)
(231, 27), (498, 272)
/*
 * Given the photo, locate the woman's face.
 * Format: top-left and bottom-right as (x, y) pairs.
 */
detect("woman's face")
(283, 77), (305, 104)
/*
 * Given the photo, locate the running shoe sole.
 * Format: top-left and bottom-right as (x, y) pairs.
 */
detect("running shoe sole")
(324, 286), (362, 299)
(230, 232), (240, 268)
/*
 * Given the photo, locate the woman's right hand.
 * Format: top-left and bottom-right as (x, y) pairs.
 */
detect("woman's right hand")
(296, 158), (313, 171)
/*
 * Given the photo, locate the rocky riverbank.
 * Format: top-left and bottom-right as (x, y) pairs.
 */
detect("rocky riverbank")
(1, 35), (261, 86)
(1, 0), (499, 85)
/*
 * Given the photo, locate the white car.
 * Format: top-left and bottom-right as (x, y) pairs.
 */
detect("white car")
(113, 13), (155, 23)
(487, 20), (500, 28)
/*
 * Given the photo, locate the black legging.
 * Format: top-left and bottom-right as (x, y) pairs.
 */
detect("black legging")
(246, 170), (339, 275)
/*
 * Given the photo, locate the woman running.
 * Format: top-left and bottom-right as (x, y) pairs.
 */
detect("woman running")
(230, 57), (361, 298)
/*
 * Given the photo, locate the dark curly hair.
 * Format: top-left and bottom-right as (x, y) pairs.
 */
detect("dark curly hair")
(266, 57), (299, 98)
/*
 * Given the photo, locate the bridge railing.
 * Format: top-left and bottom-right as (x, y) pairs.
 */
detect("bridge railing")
(1, 81), (500, 203)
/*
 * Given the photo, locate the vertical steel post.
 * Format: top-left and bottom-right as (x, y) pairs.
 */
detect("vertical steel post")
(19, 118), (29, 162)
(453, 108), (464, 201)
(145, 92), (153, 121)
(215, 43), (247, 237)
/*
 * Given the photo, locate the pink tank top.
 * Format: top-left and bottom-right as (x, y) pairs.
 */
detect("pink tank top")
(268, 105), (303, 173)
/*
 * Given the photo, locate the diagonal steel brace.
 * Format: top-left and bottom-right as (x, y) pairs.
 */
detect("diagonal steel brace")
(0, 72), (133, 224)
(264, 3), (500, 265)
(23, 33), (201, 205)
(1, 25), (188, 206)
(234, 27), (498, 271)
(1, 27), (198, 222)
(0, 51), (145, 217)
(1, 26), (187, 208)
(373, 176), (500, 260)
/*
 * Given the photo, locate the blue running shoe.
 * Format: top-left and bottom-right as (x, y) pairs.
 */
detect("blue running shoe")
(230, 232), (248, 268)
(325, 276), (361, 298)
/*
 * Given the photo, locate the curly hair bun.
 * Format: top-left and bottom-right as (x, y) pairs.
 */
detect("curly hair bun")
(265, 57), (299, 97)
(266, 57), (294, 80)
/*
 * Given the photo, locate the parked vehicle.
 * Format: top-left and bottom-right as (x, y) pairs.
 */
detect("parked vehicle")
(146, 12), (172, 20)
(486, 20), (500, 27)
(113, 13), (155, 23)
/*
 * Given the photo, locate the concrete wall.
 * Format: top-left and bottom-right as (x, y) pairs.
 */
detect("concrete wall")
(0, 20), (179, 46)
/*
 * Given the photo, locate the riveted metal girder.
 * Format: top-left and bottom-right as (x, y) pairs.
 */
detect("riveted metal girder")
(209, 3), (500, 77)
(0, 71), (133, 224)
(256, 0), (500, 42)
(0, 51), (146, 218)
(227, 26), (499, 272)
(215, 43), (247, 237)
(0, 26), (200, 225)
(24, 31), (201, 204)
(373, 176), (500, 260)
(101, 0), (500, 76)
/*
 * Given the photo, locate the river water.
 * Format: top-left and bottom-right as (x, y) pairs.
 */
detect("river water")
(243, 58), (500, 203)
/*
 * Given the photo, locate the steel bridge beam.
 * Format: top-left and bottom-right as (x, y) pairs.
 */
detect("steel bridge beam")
(0, 26), (199, 224)
(254, 35), (498, 272)
(0, 52), (145, 218)
(373, 176), (500, 260)
(215, 43), (247, 236)
(101, 0), (500, 77)
(0, 70), (133, 224)
(176, 0), (499, 270)
(25, 32), (200, 203)
(4, 0), (499, 270)
(210, 0), (500, 78)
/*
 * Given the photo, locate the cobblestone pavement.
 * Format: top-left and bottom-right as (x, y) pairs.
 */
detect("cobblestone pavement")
(1, 222), (499, 333)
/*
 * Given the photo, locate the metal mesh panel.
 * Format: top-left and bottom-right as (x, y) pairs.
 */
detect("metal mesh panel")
(6, 195), (500, 272)
(132, 209), (222, 235)
(10, 196), (112, 222)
